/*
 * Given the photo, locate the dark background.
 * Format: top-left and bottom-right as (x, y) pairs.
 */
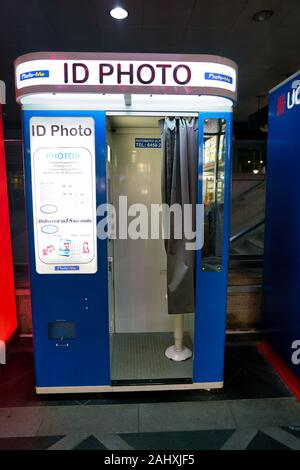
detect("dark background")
(1, 0), (299, 138)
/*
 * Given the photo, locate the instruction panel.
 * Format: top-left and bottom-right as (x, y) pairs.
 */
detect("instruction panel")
(30, 116), (97, 274)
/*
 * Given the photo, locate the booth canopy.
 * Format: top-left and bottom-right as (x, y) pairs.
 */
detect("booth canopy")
(14, 52), (238, 103)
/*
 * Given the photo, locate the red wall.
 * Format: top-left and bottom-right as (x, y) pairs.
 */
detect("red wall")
(0, 103), (17, 342)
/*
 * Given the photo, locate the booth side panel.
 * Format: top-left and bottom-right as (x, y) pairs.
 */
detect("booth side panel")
(22, 110), (110, 387)
(262, 80), (300, 379)
(193, 112), (232, 383)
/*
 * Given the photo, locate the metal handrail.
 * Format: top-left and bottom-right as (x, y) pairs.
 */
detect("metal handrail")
(230, 219), (265, 244)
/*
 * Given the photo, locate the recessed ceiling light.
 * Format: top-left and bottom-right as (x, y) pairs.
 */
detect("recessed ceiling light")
(110, 7), (128, 20)
(252, 10), (273, 22)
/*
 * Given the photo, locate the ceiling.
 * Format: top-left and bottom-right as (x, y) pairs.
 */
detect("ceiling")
(1, 0), (300, 125)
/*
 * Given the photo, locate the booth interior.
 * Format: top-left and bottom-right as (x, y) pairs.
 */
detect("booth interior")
(106, 115), (193, 383)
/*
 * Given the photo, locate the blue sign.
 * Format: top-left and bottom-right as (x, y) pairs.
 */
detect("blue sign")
(262, 73), (300, 380)
(135, 138), (161, 149)
(204, 72), (233, 85)
(54, 265), (80, 271)
(20, 70), (49, 81)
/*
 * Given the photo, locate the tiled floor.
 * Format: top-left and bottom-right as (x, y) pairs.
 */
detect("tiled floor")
(0, 337), (299, 449)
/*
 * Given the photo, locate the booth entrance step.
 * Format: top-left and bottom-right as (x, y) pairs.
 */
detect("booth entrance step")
(110, 332), (193, 384)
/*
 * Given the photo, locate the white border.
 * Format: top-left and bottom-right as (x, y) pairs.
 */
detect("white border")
(36, 382), (223, 394)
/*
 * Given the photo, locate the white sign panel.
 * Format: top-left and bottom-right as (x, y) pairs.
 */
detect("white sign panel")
(16, 59), (237, 93)
(30, 116), (97, 274)
(14, 53), (238, 102)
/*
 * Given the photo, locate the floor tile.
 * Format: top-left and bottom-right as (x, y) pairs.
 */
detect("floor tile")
(0, 352), (37, 407)
(247, 350), (279, 372)
(36, 404), (139, 435)
(121, 429), (235, 450)
(217, 361), (291, 400)
(246, 431), (290, 450)
(229, 398), (300, 429)
(221, 428), (258, 450)
(139, 401), (235, 432)
(47, 433), (91, 450)
(73, 435), (107, 450)
(225, 345), (258, 364)
(94, 433), (134, 450)
(0, 435), (64, 450)
(0, 406), (44, 437)
(263, 427), (300, 450)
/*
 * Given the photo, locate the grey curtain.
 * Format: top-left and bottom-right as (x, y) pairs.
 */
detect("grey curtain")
(160, 117), (198, 314)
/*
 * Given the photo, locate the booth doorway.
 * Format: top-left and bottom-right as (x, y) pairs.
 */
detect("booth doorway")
(106, 115), (195, 384)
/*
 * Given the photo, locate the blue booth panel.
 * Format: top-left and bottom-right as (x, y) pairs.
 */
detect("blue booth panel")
(23, 110), (110, 387)
(193, 112), (232, 383)
(263, 74), (300, 379)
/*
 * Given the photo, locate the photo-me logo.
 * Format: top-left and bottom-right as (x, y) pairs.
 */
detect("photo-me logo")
(20, 70), (49, 81)
(204, 72), (233, 85)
